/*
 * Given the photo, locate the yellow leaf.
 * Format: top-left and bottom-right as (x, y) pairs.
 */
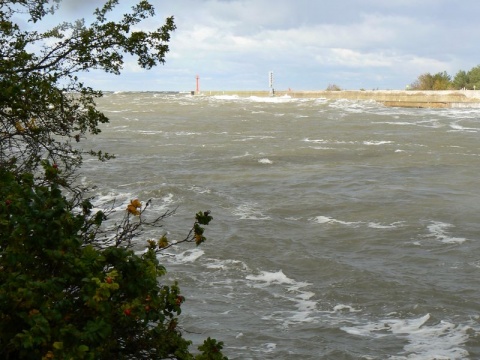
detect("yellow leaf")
(127, 204), (140, 215)
(130, 199), (142, 208)
(27, 118), (37, 130)
(158, 235), (168, 248)
(15, 121), (25, 132)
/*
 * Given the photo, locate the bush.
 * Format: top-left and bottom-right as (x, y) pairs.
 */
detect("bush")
(326, 84), (342, 91)
(0, 166), (226, 359)
(0, 1), (228, 358)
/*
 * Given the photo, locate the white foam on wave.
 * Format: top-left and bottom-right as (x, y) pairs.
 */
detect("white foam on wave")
(94, 191), (131, 205)
(449, 122), (478, 132)
(312, 216), (404, 230)
(246, 270), (317, 325)
(303, 137), (355, 145)
(426, 221), (466, 244)
(363, 140), (393, 146)
(328, 99), (380, 112)
(137, 130), (163, 135)
(89, 191), (133, 214)
(311, 216), (362, 227)
(174, 131), (199, 136)
(368, 221), (404, 229)
(167, 248), (205, 263)
(234, 135), (275, 142)
(303, 138), (327, 143)
(188, 185), (211, 194)
(233, 202), (271, 220)
(263, 343), (276, 352)
(372, 121), (413, 126)
(246, 270), (294, 285)
(146, 193), (176, 213)
(309, 146), (335, 150)
(258, 158), (273, 164)
(374, 118), (443, 128)
(212, 95), (240, 100)
(248, 95), (294, 103)
(105, 109), (131, 113)
(205, 258), (250, 271)
(210, 94), (295, 103)
(313, 215), (334, 224)
(232, 151), (251, 159)
(333, 304), (362, 313)
(342, 313), (471, 359)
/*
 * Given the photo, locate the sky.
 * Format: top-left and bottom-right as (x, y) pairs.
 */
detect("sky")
(30, 0), (480, 91)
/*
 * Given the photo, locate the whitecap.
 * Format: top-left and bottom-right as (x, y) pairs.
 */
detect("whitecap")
(234, 135), (275, 142)
(246, 270), (295, 285)
(170, 248), (204, 263)
(310, 216), (362, 227)
(205, 258), (249, 271)
(89, 191), (133, 213)
(368, 221), (404, 229)
(233, 203), (271, 220)
(426, 221), (466, 244)
(188, 185), (211, 194)
(137, 130), (163, 135)
(363, 140), (393, 146)
(333, 304), (362, 313)
(248, 95), (294, 103)
(212, 95), (240, 100)
(342, 314), (471, 359)
(303, 138), (327, 144)
(160, 193), (175, 205)
(312, 215), (334, 224)
(174, 131), (199, 136)
(263, 343), (276, 352)
(246, 270), (318, 325)
(258, 158), (273, 164)
(232, 151), (251, 159)
(449, 122), (478, 132)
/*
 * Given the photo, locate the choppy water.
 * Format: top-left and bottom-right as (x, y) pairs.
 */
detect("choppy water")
(81, 92), (480, 359)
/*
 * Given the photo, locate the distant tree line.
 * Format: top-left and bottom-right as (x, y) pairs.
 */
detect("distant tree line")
(410, 65), (480, 90)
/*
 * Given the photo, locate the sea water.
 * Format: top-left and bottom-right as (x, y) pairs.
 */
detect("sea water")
(79, 92), (480, 359)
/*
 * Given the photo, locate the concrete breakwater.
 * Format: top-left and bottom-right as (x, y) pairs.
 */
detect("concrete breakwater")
(201, 90), (480, 108)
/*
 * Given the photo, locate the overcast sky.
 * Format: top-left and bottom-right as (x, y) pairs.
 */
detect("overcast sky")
(39, 0), (480, 91)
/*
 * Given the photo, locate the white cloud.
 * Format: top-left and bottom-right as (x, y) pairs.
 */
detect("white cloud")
(30, 0), (480, 90)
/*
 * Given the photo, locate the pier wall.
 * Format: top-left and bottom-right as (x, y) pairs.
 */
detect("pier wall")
(201, 90), (480, 108)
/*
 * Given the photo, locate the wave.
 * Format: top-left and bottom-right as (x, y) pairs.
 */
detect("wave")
(342, 313), (471, 359)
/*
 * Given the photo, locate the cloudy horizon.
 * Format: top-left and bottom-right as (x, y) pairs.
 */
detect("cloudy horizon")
(39, 0), (480, 91)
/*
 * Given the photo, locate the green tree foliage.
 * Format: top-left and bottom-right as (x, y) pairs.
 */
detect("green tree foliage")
(466, 65), (480, 90)
(453, 70), (469, 89)
(0, 0), (175, 179)
(409, 71), (452, 90)
(0, 166), (226, 359)
(0, 1), (228, 358)
(326, 83), (342, 91)
(411, 65), (480, 90)
(452, 66), (480, 90)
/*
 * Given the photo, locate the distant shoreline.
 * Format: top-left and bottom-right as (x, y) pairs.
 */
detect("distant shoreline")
(197, 90), (480, 108)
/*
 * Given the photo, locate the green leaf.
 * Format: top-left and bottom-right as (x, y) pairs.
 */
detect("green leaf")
(78, 344), (89, 352)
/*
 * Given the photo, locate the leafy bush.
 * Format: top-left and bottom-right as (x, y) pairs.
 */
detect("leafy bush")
(326, 84), (342, 91)
(410, 66), (480, 90)
(0, 1), (227, 358)
(0, 165), (226, 359)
